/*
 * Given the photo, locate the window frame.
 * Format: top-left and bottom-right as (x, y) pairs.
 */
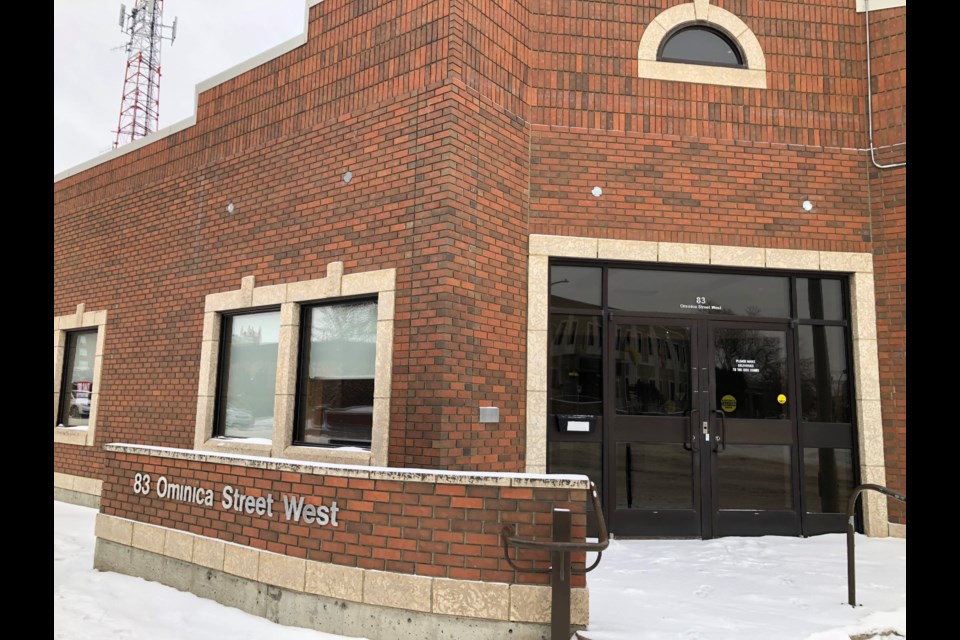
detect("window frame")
(293, 296), (379, 449)
(213, 307), (282, 441)
(194, 264), (395, 467)
(657, 24), (745, 69)
(54, 305), (107, 447)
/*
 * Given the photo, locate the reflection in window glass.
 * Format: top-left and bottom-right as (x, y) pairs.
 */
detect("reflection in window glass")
(550, 441), (602, 507)
(549, 314), (603, 417)
(797, 279), (844, 320)
(550, 266), (602, 310)
(803, 448), (854, 513)
(615, 324), (691, 415)
(217, 310), (280, 440)
(798, 326), (851, 423)
(609, 269), (790, 318)
(60, 330), (98, 427)
(297, 300), (378, 449)
(717, 445), (793, 510)
(659, 26), (744, 67)
(616, 443), (693, 509)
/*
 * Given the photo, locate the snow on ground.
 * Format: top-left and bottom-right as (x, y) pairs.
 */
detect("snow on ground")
(55, 501), (905, 640)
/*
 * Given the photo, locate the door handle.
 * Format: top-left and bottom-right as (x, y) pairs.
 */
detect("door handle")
(683, 408), (699, 452)
(712, 409), (726, 452)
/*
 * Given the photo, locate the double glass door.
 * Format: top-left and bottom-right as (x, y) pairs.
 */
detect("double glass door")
(609, 317), (799, 537)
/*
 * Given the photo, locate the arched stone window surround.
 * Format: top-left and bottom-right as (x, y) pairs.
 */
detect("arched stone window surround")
(638, 0), (766, 89)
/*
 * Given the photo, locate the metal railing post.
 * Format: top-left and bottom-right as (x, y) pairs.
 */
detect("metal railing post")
(551, 508), (572, 640)
(846, 483), (906, 607)
(502, 483), (609, 640)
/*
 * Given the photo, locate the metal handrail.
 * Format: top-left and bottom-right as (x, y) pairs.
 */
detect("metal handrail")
(501, 481), (609, 640)
(501, 481), (609, 565)
(846, 483), (906, 607)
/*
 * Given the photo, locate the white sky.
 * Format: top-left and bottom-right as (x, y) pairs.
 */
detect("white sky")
(54, 0), (307, 176)
(55, 500), (906, 640)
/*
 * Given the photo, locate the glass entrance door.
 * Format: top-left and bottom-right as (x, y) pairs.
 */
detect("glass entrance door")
(546, 263), (856, 539)
(605, 318), (801, 537)
(707, 323), (800, 537)
(607, 319), (702, 536)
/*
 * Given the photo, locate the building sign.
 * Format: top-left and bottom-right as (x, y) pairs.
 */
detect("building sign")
(679, 296), (722, 312)
(131, 472), (340, 526)
(732, 359), (759, 373)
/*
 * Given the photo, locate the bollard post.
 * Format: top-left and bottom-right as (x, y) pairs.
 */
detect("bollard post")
(551, 508), (572, 640)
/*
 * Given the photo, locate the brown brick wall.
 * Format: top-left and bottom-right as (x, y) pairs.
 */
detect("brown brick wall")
(865, 7), (905, 524)
(56, 0), (906, 526)
(530, 128), (871, 251)
(530, 0), (870, 145)
(99, 446), (588, 586)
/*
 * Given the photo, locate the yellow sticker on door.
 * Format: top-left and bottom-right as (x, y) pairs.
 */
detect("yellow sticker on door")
(720, 394), (737, 413)
(777, 393), (787, 405)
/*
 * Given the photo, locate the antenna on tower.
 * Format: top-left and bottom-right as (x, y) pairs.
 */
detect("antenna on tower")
(112, 1), (178, 149)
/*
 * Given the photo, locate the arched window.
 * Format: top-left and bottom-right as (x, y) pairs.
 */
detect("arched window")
(637, 1), (766, 89)
(658, 25), (744, 68)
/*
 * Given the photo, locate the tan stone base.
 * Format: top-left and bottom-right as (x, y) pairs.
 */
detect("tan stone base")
(95, 538), (583, 640)
(888, 522), (906, 539)
(54, 472), (102, 509)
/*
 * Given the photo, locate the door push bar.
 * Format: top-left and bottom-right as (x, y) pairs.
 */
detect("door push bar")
(501, 482), (609, 640)
(846, 483), (906, 607)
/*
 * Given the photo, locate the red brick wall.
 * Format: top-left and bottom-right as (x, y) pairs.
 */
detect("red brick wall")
(865, 7), (905, 524)
(99, 446), (588, 586)
(530, 0), (869, 146)
(56, 0), (906, 522)
(529, 128), (870, 251)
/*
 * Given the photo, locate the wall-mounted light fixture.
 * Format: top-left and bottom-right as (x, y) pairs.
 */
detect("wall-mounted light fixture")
(226, 202), (235, 214)
(591, 186), (603, 197)
(802, 199), (813, 212)
(343, 171), (353, 184)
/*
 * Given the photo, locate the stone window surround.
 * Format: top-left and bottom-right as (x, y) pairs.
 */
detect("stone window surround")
(526, 235), (890, 536)
(638, 0), (767, 89)
(54, 304), (107, 447)
(196, 262), (395, 467)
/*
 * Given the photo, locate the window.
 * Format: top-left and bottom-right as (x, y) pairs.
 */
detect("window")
(636, 2), (766, 88)
(195, 264), (395, 466)
(59, 330), (98, 427)
(658, 25), (744, 68)
(54, 305), (107, 446)
(296, 299), (377, 449)
(215, 309), (280, 441)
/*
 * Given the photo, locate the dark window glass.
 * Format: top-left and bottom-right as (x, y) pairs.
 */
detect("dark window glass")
(550, 441), (602, 509)
(614, 324), (691, 415)
(549, 314), (603, 417)
(797, 278), (844, 321)
(659, 25), (744, 67)
(59, 330), (98, 427)
(609, 269), (790, 318)
(550, 266), (602, 310)
(216, 310), (279, 440)
(714, 328), (790, 419)
(798, 326), (851, 423)
(297, 300), (378, 449)
(717, 445), (793, 510)
(616, 442), (693, 509)
(803, 448), (855, 513)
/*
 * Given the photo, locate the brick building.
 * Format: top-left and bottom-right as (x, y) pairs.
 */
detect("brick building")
(54, 1), (905, 637)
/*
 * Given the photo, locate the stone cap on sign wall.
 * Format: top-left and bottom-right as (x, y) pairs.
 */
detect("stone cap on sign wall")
(104, 443), (592, 489)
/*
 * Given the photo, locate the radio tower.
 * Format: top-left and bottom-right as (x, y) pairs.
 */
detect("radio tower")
(113, 1), (177, 148)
